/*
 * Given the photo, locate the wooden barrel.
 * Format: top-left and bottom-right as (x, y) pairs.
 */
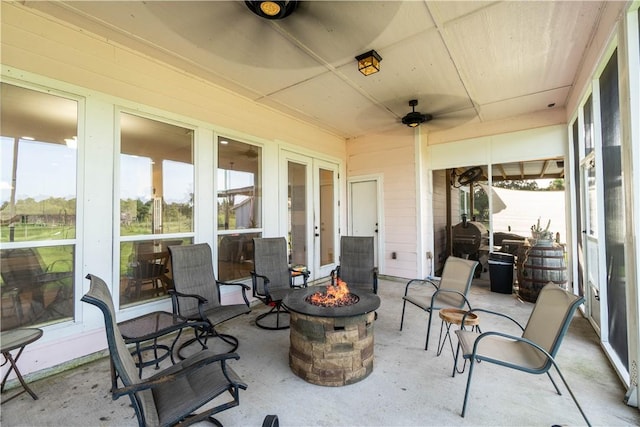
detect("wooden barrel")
(518, 243), (567, 303)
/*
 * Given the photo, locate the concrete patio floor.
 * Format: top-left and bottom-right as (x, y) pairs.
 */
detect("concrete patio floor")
(1, 274), (638, 426)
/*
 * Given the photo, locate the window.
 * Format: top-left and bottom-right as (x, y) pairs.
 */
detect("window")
(0, 83), (77, 330)
(119, 113), (193, 306)
(217, 137), (262, 281)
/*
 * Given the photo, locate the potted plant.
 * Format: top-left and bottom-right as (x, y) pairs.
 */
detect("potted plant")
(530, 218), (554, 246)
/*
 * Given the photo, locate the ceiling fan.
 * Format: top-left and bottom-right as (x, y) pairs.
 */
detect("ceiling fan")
(245, 1), (298, 20)
(401, 100), (433, 127)
(450, 166), (484, 188)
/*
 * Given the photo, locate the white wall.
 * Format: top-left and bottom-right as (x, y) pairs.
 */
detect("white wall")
(0, 2), (347, 377)
(346, 128), (418, 280)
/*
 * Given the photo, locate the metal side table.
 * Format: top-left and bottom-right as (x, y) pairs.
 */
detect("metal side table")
(1, 328), (43, 403)
(437, 308), (480, 373)
(117, 311), (202, 380)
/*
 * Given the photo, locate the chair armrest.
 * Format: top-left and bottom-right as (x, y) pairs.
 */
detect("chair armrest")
(372, 268), (379, 294)
(330, 266), (340, 284)
(112, 351), (246, 398)
(461, 307), (525, 332)
(288, 268), (309, 288)
(430, 288), (472, 310)
(169, 290), (208, 317)
(403, 278), (439, 297)
(217, 281), (251, 306)
(468, 331), (551, 365)
(169, 289), (208, 303)
(250, 271), (271, 297)
(217, 281), (250, 291)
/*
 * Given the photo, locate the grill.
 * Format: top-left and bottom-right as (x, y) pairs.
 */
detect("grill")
(452, 215), (489, 261)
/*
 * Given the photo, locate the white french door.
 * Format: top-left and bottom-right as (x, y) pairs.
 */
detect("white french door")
(280, 151), (338, 280)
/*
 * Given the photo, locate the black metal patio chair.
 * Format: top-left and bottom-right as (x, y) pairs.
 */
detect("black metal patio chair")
(330, 236), (378, 294)
(168, 243), (251, 357)
(251, 237), (308, 330)
(81, 274), (247, 427)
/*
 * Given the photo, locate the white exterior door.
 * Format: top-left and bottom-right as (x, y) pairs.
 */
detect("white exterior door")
(348, 177), (382, 271)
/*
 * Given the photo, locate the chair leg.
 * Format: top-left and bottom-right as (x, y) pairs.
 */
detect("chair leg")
(176, 325), (239, 359)
(546, 371), (562, 395)
(256, 302), (290, 330)
(424, 310), (433, 350)
(400, 300), (407, 330)
(461, 357), (476, 417)
(550, 362), (592, 427)
(452, 339), (462, 378)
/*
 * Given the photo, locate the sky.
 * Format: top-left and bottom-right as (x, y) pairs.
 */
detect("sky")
(1, 137), (195, 205)
(1, 137), (76, 202)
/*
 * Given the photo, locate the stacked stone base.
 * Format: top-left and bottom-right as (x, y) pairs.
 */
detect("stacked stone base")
(289, 311), (375, 386)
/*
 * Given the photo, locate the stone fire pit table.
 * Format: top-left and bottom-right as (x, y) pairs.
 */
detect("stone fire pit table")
(282, 286), (380, 386)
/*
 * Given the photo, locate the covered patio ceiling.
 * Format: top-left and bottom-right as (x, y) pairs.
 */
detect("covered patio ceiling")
(21, 1), (606, 140)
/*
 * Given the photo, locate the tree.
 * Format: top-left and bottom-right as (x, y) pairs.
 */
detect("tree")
(494, 180), (539, 190)
(136, 199), (151, 222)
(546, 179), (565, 190)
(473, 186), (489, 222)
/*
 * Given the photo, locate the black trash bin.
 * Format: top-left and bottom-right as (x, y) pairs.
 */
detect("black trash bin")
(488, 252), (514, 294)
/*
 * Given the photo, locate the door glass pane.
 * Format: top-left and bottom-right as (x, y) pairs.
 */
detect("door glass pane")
(0, 83), (78, 329)
(319, 168), (334, 266)
(572, 120), (585, 296)
(583, 95), (594, 155)
(599, 50), (628, 369)
(217, 137), (262, 281)
(119, 113), (193, 306)
(288, 161), (307, 266)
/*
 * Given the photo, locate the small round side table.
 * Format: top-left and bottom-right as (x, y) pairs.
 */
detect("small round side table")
(1, 328), (43, 403)
(437, 308), (480, 373)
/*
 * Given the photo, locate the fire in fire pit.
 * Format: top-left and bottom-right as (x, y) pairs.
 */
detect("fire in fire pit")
(306, 279), (359, 307)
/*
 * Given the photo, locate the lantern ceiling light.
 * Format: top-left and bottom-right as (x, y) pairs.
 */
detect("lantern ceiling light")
(355, 50), (382, 76)
(245, 1), (298, 20)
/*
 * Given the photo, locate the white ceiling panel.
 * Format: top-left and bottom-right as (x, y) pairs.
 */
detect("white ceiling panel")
(21, 0), (607, 139)
(266, 71), (393, 138)
(479, 86), (571, 122)
(440, 1), (604, 105)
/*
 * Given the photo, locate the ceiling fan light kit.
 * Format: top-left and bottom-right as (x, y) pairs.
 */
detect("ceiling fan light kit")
(402, 99), (432, 127)
(355, 50), (382, 76)
(245, 1), (298, 20)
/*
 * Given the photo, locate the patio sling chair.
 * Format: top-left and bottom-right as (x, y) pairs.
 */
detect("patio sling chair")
(399, 256), (478, 350)
(453, 283), (591, 426)
(82, 274), (246, 427)
(251, 237), (309, 330)
(168, 243), (251, 358)
(330, 236), (378, 294)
